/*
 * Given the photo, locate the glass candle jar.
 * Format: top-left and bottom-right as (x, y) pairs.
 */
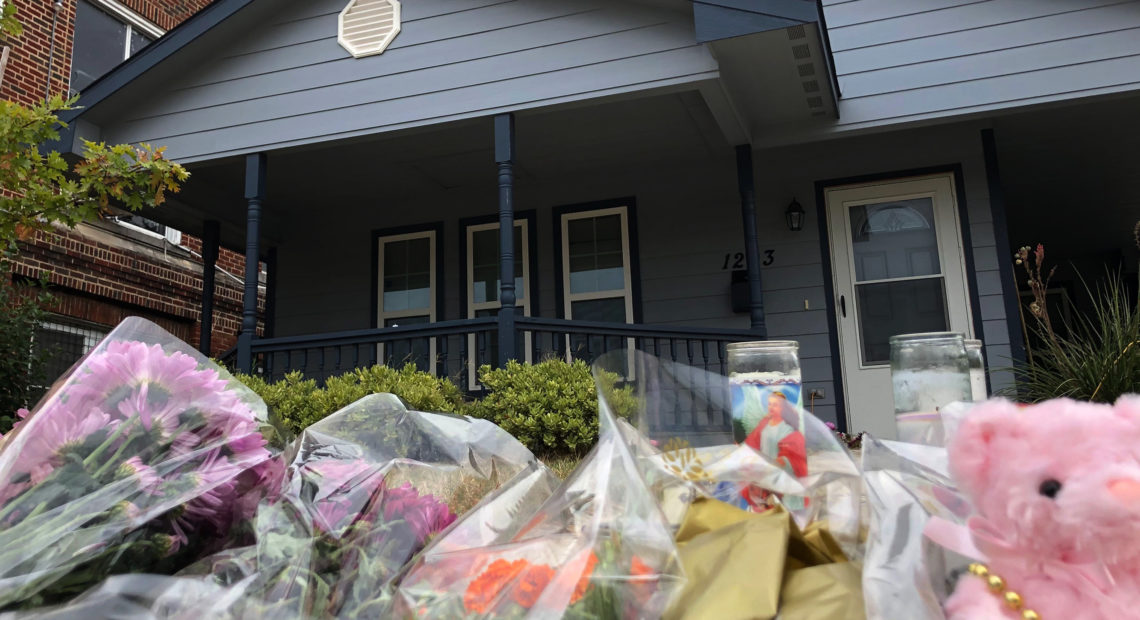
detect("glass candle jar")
(726, 341), (803, 444)
(965, 339), (987, 402)
(890, 332), (972, 444)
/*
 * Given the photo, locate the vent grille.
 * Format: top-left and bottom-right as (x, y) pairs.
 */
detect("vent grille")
(787, 24), (807, 40)
(797, 63), (815, 77)
(806, 96), (824, 109)
(339, 0), (401, 58)
(802, 80), (820, 93)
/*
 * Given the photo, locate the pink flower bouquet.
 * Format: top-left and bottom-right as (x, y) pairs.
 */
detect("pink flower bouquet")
(172, 392), (539, 618)
(0, 317), (282, 611)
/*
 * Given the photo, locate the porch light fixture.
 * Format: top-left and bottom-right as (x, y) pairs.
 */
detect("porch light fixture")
(785, 199), (805, 232)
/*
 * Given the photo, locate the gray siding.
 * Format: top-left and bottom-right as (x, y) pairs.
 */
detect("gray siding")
(760, 0), (1140, 143)
(92, 0), (716, 162)
(272, 119), (1013, 427)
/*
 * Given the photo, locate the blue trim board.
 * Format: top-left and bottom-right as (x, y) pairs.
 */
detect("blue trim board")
(693, 0), (819, 43)
(980, 129), (1028, 367)
(59, 0), (258, 125)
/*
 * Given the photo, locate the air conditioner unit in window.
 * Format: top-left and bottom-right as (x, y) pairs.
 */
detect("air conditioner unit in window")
(164, 227), (182, 245)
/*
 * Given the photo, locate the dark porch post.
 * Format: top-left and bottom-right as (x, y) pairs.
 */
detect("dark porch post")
(237, 153), (267, 374)
(495, 113), (517, 367)
(198, 220), (220, 356)
(736, 144), (768, 337)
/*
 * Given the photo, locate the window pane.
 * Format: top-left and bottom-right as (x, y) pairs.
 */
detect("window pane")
(71, 0), (128, 93)
(855, 278), (949, 365)
(567, 214), (625, 294)
(571, 297), (626, 323)
(849, 198), (940, 282)
(382, 236), (432, 313)
(470, 226), (525, 305)
(129, 28), (152, 56)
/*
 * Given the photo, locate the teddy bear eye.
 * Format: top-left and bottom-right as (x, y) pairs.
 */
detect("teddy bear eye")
(1039, 479), (1062, 499)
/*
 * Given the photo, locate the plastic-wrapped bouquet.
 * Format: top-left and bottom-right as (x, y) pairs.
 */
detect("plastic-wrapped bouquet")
(164, 392), (540, 618)
(0, 318), (281, 610)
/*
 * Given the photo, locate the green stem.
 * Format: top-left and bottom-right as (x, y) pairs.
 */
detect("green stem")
(82, 413), (139, 469)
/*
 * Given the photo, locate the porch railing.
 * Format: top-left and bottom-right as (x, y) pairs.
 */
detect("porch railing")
(243, 316), (758, 438)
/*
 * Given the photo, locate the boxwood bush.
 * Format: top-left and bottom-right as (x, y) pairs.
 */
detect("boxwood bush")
(468, 359), (638, 456)
(233, 358), (638, 456)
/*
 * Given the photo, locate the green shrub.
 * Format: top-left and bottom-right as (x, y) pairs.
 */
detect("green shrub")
(1008, 272), (1139, 403)
(233, 371), (324, 435)
(0, 279), (51, 434)
(234, 364), (464, 434)
(319, 364), (465, 418)
(468, 359), (637, 456)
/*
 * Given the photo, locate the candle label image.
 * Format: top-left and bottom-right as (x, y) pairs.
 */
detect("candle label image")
(730, 372), (807, 511)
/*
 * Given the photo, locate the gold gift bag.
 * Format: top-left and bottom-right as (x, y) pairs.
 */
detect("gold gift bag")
(665, 498), (865, 620)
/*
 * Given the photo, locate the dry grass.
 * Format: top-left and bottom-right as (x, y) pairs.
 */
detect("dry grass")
(542, 454), (583, 480)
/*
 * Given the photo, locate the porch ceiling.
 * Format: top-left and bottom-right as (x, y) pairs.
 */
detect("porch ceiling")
(156, 87), (732, 251)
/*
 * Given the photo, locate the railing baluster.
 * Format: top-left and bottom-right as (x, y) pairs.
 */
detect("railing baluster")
(439, 334), (448, 379)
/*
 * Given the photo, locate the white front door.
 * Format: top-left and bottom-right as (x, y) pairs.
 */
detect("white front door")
(824, 173), (974, 439)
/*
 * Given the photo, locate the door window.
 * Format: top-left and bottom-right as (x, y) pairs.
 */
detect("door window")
(847, 198), (949, 364)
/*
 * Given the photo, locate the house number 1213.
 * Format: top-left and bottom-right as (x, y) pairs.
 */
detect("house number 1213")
(722, 251), (774, 269)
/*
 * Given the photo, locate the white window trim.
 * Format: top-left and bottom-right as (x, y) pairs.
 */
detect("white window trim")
(465, 220), (532, 386)
(376, 229), (437, 371)
(560, 206), (635, 324)
(89, 0), (165, 42)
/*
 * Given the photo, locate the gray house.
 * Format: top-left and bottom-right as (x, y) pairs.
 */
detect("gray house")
(57, 0), (1140, 438)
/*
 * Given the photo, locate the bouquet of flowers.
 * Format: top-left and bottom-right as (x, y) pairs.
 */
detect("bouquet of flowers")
(396, 390), (684, 619)
(393, 350), (867, 619)
(156, 392), (541, 618)
(0, 317), (282, 611)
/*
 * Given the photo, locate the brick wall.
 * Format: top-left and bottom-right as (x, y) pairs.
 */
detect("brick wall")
(12, 225), (263, 355)
(2, 0), (264, 359)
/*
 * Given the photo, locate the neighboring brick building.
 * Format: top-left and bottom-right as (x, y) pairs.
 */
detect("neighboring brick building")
(2, 0), (260, 373)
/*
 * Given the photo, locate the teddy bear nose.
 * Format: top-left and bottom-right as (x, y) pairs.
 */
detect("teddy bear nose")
(1108, 478), (1140, 501)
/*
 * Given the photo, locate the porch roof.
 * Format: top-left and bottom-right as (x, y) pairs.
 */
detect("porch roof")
(53, 0), (837, 164)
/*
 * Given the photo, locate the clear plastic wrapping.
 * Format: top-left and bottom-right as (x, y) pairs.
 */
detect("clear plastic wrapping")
(0, 317), (282, 612)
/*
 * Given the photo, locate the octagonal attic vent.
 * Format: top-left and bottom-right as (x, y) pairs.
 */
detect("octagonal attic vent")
(338, 0), (401, 58)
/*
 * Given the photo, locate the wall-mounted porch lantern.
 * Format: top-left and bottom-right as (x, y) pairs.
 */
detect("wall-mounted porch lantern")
(785, 198), (805, 232)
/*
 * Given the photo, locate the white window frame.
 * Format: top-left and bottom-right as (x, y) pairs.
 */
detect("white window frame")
(560, 206), (636, 374)
(88, 0), (165, 52)
(376, 229), (437, 372)
(465, 220), (532, 386)
(560, 206), (635, 324)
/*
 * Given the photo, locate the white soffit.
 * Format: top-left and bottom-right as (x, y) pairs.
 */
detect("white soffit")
(338, 0), (401, 58)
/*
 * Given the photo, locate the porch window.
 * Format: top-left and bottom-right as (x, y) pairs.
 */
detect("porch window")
(560, 206), (635, 365)
(70, 0), (163, 94)
(377, 230), (436, 372)
(561, 207), (634, 324)
(466, 221), (531, 382)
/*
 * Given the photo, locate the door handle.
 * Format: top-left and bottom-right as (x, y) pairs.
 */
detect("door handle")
(840, 295), (846, 318)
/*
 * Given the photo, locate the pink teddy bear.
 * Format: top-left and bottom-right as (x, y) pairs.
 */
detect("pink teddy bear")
(944, 397), (1140, 620)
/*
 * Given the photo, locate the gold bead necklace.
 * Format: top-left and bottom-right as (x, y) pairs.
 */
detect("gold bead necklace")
(967, 563), (1041, 620)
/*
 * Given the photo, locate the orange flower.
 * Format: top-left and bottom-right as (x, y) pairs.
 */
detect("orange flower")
(629, 556), (657, 606)
(464, 558), (527, 614)
(570, 551), (599, 605)
(512, 563), (556, 608)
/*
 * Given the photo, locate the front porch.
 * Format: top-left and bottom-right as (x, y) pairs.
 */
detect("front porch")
(190, 88), (775, 405)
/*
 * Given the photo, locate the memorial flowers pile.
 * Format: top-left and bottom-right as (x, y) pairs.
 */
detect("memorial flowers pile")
(0, 318), (279, 610)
